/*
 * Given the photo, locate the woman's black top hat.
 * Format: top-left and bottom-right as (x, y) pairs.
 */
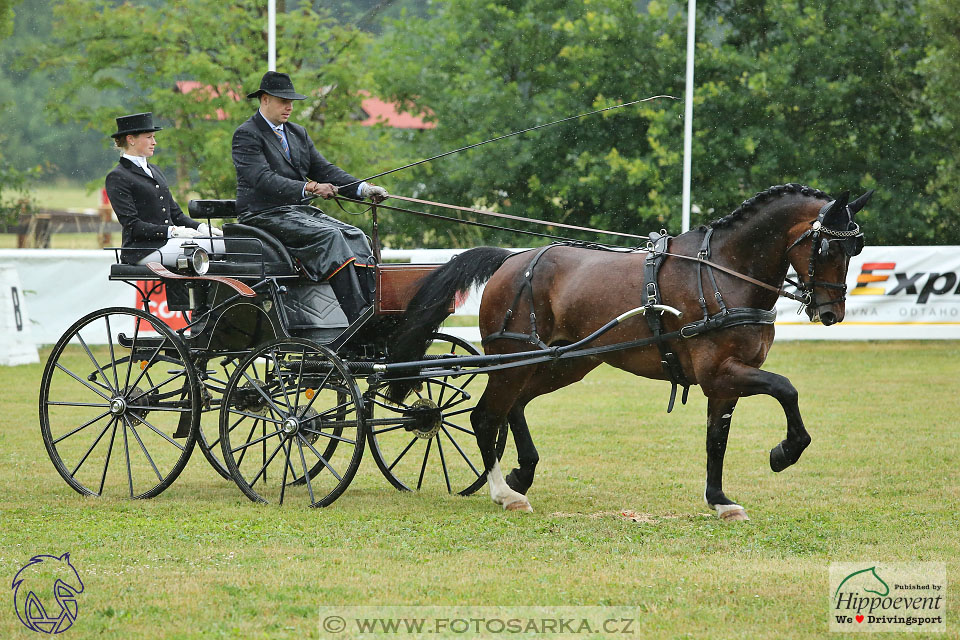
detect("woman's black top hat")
(112, 112), (162, 139)
(246, 71), (307, 100)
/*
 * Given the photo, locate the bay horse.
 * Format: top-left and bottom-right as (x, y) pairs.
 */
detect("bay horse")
(388, 184), (873, 520)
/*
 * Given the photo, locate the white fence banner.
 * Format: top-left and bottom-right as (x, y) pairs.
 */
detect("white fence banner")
(1, 245), (958, 348)
(773, 245), (960, 339)
(0, 264), (40, 365)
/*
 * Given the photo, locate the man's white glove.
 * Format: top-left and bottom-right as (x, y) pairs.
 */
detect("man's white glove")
(198, 223), (224, 237)
(170, 226), (204, 239)
(359, 184), (389, 203)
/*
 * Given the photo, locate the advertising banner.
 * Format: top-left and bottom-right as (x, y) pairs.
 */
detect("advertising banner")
(2, 246), (958, 348)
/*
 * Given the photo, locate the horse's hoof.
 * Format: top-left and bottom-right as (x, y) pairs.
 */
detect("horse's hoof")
(719, 508), (749, 522)
(505, 499), (533, 512)
(715, 503), (749, 522)
(769, 442), (790, 472)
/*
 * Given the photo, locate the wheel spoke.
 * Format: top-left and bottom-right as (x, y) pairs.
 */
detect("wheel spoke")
(122, 417), (133, 498)
(298, 433), (342, 482)
(70, 417), (116, 476)
(369, 423), (409, 436)
(267, 349), (294, 413)
(300, 427), (356, 445)
(230, 424), (283, 454)
(124, 416), (164, 482)
(136, 415), (186, 451)
(76, 332), (116, 396)
(417, 438), (432, 490)
(235, 419), (260, 468)
(123, 316), (142, 391)
(239, 369), (287, 418)
(135, 368), (187, 398)
(299, 367), (335, 416)
(441, 425), (482, 478)
(47, 401), (112, 408)
(249, 438), (287, 488)
(226, 407), (283, 425)
(388, 437), (419, 472)
(436, 436), (451, 493)
(104, 315), (121, 392)
(51, 411), (112, 445)
(295, 437), (315, 503)
(97, 420), (120, 496)
(443, 421), (475, 436)
(278, 438), (292, 506)
(53, 362), (112, 402)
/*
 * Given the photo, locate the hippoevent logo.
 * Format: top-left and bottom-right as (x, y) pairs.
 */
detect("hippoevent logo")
(852, 262), (960, 303)
(829, 563), (946, 632)
(11, 553), (84, 634)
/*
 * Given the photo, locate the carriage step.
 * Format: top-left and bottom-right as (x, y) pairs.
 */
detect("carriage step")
(118, 333), (166, 350)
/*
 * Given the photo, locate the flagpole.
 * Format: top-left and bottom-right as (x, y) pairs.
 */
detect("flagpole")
(268, 0), (276, 71)
(681, 0), (696, 233)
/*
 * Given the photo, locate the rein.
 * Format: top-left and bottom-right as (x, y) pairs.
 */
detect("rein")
(387, 195), (650, 242)
(657, 250), (810, 305)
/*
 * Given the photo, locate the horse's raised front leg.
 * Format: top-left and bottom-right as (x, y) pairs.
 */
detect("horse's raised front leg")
(505, 403), (539, 495)
(706, 360), (812, 474)
(704, 398), (749, 521)
(472, 396), (533, 512)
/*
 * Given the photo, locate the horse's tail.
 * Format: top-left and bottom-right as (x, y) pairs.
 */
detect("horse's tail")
(386, 246), (514, 402)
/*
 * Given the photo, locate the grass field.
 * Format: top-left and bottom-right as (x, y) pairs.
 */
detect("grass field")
(1, 340), (958, 638)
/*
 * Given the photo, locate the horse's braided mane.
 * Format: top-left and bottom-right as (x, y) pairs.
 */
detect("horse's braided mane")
(701, 183), (831, 230)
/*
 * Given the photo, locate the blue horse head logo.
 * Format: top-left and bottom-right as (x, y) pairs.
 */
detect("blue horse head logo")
(11, 553), (84, 634)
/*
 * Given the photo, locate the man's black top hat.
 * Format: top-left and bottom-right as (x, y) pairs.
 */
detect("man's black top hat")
(246, 71), (307, 100)
(112, 112), (163, 139)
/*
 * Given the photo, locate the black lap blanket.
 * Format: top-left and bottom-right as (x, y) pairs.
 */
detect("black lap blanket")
(238, 205), (374, 281)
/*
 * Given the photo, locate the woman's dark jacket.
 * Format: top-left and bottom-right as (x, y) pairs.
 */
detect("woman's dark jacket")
(105, 157), (198, 263)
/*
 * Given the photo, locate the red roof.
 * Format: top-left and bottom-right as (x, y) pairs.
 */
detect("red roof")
(358, 91), (435, 129)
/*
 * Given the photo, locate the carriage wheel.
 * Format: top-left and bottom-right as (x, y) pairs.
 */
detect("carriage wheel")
(39, 307), (199, 498)
(219, 338), (365, 507)
(366, 333), (507, 496)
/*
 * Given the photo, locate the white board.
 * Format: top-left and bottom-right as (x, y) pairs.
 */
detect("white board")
(0, 264), (40, 365)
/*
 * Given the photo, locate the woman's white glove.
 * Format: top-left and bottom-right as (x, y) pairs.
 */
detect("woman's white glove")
(170, 226), (203, 239)
(359, 184), (389, 203)
(198, 223), (224, 237)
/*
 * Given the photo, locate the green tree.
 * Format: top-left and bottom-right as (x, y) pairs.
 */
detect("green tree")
(375, 0), (949, 246)
(374, 0), (686, 247)
(919, 0), (960, 229)
(26, 0), (397, 209)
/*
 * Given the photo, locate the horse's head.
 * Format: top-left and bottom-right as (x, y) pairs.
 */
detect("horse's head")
(787, 190), (873, 325)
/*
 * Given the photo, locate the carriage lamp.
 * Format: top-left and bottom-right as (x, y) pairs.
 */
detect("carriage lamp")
(175, 242), (210, 275)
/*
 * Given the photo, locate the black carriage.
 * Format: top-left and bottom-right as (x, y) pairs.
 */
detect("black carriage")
(38, 199), (506, 507)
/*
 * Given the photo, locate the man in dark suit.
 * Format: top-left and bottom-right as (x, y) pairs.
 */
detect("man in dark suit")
(232, 71), (388, 323)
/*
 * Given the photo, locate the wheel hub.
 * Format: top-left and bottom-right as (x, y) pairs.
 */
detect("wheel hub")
(404, 398), (442, 439)
(282, 417), (300, 436)
(109, 397), (127, 415)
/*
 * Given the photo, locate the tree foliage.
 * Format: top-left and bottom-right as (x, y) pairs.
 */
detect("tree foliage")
(375, 0), (957, 245)
(27, 0), (396, 207)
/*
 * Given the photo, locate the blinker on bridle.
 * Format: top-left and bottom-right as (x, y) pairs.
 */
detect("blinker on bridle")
(785, 199), (865, 311)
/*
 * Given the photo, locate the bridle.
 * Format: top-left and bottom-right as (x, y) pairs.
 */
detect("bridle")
(784, 200), (865, 314)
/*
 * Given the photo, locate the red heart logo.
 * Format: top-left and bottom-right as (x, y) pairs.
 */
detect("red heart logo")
(856, 615), (864, 623)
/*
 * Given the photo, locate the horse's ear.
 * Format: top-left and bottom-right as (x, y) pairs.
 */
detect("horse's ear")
(822, 191), (850, 228)
(848, 189), (875, 216)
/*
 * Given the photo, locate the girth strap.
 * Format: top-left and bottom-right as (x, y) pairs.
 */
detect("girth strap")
(643, 232), (691, 413)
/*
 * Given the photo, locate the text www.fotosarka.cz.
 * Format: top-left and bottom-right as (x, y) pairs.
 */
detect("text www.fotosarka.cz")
(318, 606), (640, 638)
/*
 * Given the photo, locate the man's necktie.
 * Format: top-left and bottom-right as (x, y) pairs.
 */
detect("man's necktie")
(273, 128), (291, 160)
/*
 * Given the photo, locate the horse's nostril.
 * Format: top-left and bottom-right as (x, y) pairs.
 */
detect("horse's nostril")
(820, 311), (837, 326)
